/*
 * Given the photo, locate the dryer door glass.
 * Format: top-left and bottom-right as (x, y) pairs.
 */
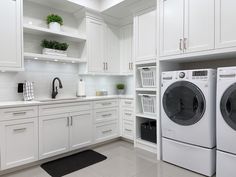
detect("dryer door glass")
(220, 83), (236, 131)
(163, 81), (206, 126)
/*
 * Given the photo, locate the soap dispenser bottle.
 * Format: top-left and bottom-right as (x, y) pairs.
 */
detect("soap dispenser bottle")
(77, 78), (86, 97)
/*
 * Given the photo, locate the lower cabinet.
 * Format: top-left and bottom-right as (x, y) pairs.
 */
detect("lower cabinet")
(0, 118), (38, 170)
(39, 111), (92, 160)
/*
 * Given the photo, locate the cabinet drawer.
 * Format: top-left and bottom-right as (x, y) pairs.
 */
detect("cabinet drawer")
(0, 118), (38, 170)
(122, 109), (134, 122)
(0, 106), (38, 121)
(94, 108), (118, 123)
(95, 121), (118, 142)
(39, 102), (92, 116)
(94, 99), (118, 109)
(123, 121), (134, 140)
(121, 99), (134, 108)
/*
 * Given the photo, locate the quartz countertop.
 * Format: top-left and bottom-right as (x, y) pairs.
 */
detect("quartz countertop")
(0, 95), (134, 109)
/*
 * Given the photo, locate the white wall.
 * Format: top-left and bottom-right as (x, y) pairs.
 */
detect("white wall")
(0, 60), (133, 101)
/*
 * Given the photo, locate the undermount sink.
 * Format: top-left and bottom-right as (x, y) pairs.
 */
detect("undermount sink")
(38, 97), (78, 102)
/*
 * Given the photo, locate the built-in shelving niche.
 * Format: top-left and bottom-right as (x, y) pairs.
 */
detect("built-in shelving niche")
(23, 0), (86, 64)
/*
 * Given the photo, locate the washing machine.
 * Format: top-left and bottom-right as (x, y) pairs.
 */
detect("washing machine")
(217, 66), (236, 177)
(161, 69), (216, 177)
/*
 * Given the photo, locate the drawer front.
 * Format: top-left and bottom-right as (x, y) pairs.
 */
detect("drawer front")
(122, 109), (134, 122)
(94, 108), (118, 123)
(0, 118), (38, 170)
(123, 121), (134, 140)
(0, 106), (38, 121)
(95, 121), (118, 142)
(94, 99), (118, 109)
(39, 102), (92, 116)
(121, 99), (134, 108)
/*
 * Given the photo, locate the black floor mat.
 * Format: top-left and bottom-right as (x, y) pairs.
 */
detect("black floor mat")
(41, 150), (107, 177)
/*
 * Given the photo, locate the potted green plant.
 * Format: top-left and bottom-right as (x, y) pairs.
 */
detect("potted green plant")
(41, 39), (69, 57)
(47, 14), (63, 32)
(116, 83), (125, 95)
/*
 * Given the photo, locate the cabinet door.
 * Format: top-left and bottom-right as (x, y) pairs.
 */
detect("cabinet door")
(39, 114), (69, 159)
(87, 18), (105, 73)
(135, 8), (156, 62)
(105, 24), (120, 74)
(0, 118), (38, 170)
(0, 0), (23, 70)
(160, 0), (184, 56)
(69, 111), (92, 151)
(120, 24), (133, 74)
(215, 0), (236, 48)
(184, 0), (214, 53)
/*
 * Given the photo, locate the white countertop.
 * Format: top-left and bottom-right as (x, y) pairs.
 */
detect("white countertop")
(0, 95), (134, 109)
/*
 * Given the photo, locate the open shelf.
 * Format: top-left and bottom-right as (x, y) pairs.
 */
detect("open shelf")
(24, 52), (87, 64)
(136, 88), (156, 92)
(136, 113), (157, 120)
(24, 24), (86, 42)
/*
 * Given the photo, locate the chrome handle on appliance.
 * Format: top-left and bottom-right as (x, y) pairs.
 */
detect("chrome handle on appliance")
(179, 39), (183, 51)
(13, 112), (27, 116)
(184, 38), (187, 50)
(70, 116), (73, 126)
(14, 128), (26, 132)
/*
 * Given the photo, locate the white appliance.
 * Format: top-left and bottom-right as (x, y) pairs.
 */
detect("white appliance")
(161, 69), (216, 176)
(216, 67), (236, 177)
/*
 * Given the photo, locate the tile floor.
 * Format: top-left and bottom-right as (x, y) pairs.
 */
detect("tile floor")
(2, 141), (211, 177)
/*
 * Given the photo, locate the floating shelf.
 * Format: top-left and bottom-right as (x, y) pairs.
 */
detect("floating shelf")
(24, 52), (87, 64)
(136, 113), (157, 120)
(23, 24), (86, 42)
(136, 88), (156, 92)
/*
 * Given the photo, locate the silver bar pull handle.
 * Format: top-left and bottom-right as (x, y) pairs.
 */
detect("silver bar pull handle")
(14, 128), (27, 132)
(102, 129), (112, 134)
(70, 116), (73, 126)
(184, 38), (187, 50)
(179, 39), (183, 51)
(13, 112), (26, 116)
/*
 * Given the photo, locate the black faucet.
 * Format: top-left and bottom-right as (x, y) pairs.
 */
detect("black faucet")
(52, 77), (63, 99)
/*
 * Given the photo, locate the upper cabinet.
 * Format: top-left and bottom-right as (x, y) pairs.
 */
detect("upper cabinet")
(160, 0), (215, 57)
(0, 0), (23, 71)
(87, 18), (105, 73)
(134, 8), (157, 63)
(120, 24), (133, 74)
(215, 0), (236, 49)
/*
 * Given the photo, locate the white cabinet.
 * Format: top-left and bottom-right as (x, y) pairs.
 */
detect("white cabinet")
(0, 118), (38, 170)
(160, 0), (214, 57)
(69, 111), (93, 151)
(120, 24), (133, 74)
(0, 0), (23, 71)
(216, 0), (236, 49)
(160, 0), (184, 56)
(39, 114), (70, 159)
(105, 24), (120, 74)
(87, 18), (105, 73)
(134, 8), (156, 62)
(39, 102), (93, 159)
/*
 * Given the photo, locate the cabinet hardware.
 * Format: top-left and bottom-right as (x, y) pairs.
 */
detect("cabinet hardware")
(125, 128), (132, 132)
(103, 62), (105, 70)
(70, 116), (73, 126)
(13, 112), (26, 116)
(14, 128), (26, 132)
(106, 62), (108, 70)
(102, 113), (112, 117)
(125, 101), (132, 104)
(102, 102), (112, 106)
(125, 113), (132, 116)
(129, 63), (130, 70)
(67, 117), (70, 126)
(131, 63), (133, 70)
(102, 129), (112, 134)
(184, 38), (187, 50)
(179, 39), (183, 51)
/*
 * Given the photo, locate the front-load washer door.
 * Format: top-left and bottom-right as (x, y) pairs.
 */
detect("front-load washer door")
(220, 83), (236, 131)
(163, 81), (206, 126)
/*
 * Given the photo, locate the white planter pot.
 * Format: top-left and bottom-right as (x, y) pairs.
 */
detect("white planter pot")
(49, 22), (61, 32)
(42, 48), (67, 57)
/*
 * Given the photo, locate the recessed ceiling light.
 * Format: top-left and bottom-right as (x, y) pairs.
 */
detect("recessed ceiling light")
(54, 59), (58, 62)
(72, 61), (75, 63)
(34, 57), (38, 60)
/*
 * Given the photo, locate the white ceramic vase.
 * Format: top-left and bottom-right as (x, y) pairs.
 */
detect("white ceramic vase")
(49, 22), (61, 32)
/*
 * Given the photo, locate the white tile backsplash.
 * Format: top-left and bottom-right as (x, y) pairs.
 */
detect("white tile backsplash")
(0, 60), (133, 101)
